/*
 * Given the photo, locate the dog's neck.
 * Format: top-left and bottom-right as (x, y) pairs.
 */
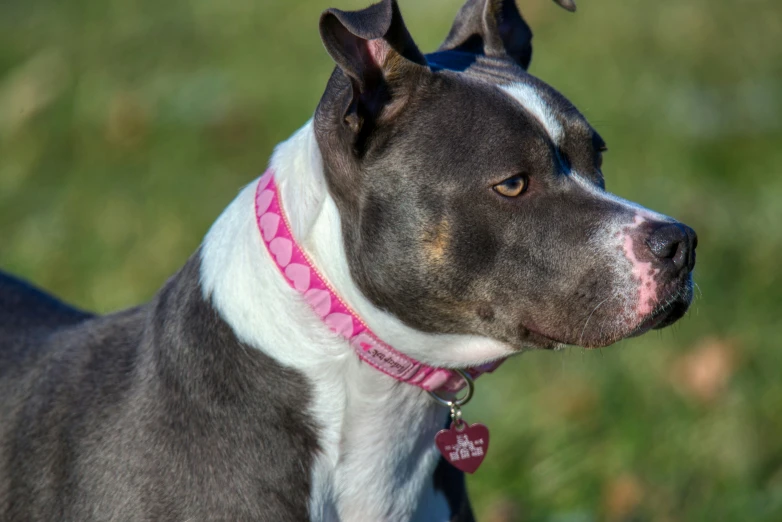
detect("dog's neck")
(199, 121), (461, 520)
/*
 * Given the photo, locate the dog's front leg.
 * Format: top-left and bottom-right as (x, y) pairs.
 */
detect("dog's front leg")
(412, 457), (475, 522)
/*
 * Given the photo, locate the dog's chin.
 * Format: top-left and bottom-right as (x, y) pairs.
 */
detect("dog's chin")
(516, 324), (565, 350)
(629, 282), (694, 338)
(631, 298), (691, 336)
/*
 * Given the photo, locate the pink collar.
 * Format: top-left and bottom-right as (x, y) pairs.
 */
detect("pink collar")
(255, 170), (500, 393)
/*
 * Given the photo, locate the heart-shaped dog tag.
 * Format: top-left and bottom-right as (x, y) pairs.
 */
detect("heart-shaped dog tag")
(435, 422), (490, 474)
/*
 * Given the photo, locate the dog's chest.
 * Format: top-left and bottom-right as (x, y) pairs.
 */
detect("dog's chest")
(306, 368), (451, 522)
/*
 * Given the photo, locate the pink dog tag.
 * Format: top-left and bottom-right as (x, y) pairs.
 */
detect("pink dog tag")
(435, 421), (490, 474)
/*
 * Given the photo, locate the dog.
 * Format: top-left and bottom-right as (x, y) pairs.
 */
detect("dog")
(0, 0), (697, 520)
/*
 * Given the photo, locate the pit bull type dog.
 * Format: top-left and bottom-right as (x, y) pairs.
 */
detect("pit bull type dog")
(0, 0), (698, 520)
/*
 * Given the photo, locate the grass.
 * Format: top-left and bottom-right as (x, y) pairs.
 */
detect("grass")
(1, 0), (781, 519)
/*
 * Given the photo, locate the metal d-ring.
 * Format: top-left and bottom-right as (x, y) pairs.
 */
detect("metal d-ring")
(426, 369), (475, 409)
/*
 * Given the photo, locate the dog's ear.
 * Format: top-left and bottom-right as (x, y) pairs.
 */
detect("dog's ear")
(319, 0), (427, 137)
(438, 0), (575, 70)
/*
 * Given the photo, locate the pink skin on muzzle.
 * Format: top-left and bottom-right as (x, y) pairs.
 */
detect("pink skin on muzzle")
(621, 215), (661, 318)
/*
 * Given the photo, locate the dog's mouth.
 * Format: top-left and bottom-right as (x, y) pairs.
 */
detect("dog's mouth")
(512, 277), (694, 351)
(629, 279), (694, 337)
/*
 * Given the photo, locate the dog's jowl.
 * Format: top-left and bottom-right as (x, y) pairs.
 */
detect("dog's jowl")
(0, 0), (697, 521)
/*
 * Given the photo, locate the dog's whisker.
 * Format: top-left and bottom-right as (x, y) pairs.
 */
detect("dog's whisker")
(578, 296), (613, 346)
(693, 281), (704, 300)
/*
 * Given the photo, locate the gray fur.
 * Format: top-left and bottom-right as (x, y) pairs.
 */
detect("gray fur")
(433, 450), (476, 521)
(0, 255), (318, 521)
(438, 0), (536, 69)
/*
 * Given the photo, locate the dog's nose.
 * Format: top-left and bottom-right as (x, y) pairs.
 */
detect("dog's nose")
(646, 223), (697, 273)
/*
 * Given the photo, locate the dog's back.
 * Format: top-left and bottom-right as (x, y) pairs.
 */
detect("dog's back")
(0, 271), (95, 385)
(0, 272), (93, 334)
(0, 273), (90, 518)
(0, 273), (149, 521)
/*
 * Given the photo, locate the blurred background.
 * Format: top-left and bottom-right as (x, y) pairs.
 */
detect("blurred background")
(1, 0), (780, 520)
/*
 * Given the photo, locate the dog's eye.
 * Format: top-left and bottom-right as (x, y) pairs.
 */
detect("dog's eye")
(493, 175), (528, 198)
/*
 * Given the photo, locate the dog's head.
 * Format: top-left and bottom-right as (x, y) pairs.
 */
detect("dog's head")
(312, 0), (697, 351)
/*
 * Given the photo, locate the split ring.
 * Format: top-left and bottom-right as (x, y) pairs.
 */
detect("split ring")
(426, 369), (475, 408)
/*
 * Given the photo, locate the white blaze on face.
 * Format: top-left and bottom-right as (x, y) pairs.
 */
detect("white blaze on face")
(499, 83), (564, 144)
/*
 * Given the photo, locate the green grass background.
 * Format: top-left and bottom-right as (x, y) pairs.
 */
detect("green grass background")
(1, 0), (780, 520)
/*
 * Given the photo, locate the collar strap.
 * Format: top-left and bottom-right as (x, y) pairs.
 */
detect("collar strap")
(255, 170), (500, 393)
